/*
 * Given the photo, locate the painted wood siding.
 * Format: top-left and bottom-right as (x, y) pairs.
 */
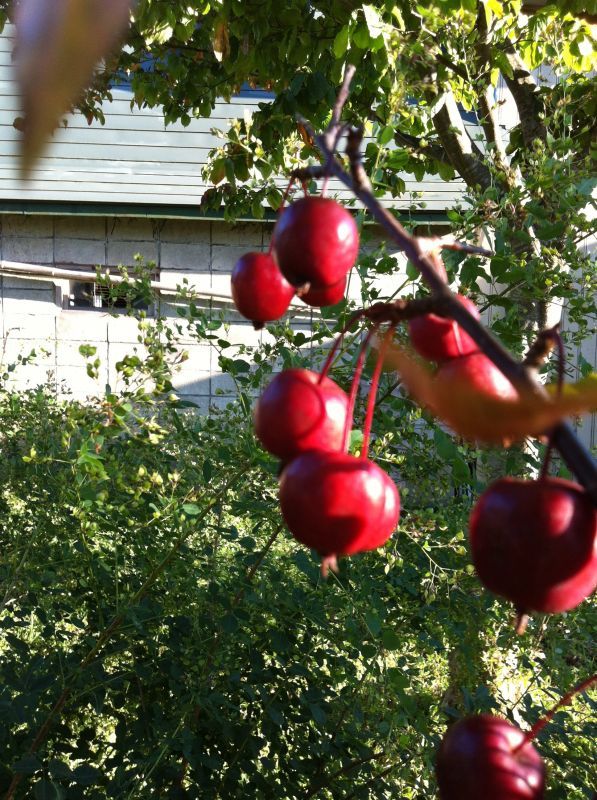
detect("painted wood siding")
(0, 26), (466, 211)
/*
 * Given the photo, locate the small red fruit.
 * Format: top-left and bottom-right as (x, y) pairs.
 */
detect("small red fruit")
(300, 276), (347, 307)
(408, 295), (480, 362)
(231, 252), (295, 325)
(436, 714), (545, 800)
(273, 196), (359, 288)
(469, 477), (597, 614)
(436, 352), (518, 402)
(254, 368), (348, 461)
(279, 451), (400, 556)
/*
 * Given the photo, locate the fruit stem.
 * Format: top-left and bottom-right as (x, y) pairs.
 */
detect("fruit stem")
(361, 326), (396, 460)
(513, 673), (597, 753)
(342, 326), (376, 453)
(539, 326), (565, 480)
(268, 177), (297, 255)
(318, 311), (366, 382)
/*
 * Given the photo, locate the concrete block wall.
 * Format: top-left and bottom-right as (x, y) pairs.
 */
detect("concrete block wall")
(1, 212), (595, 451)
(0, 213), (407, 415)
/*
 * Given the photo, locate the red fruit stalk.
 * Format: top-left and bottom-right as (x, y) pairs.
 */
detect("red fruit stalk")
(267, 176), (297, 255)
(513, 673), (597, 753)
(343, 327), (376, 452)
(361, 326), (395, 459)
(317, 310), (365, 383)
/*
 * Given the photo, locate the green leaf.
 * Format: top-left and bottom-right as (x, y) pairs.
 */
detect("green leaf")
(365, 610), (382, 636)
(182, 503), (201, 516)
(352, 21), (370, 49)
(362, 5), (384, 38)
(378, 125), (394, 146)
(72, 765), (100, 786)
(381, 629), (401, 650)
(13, 755), (42, 775)
(333, 25), (350, 58)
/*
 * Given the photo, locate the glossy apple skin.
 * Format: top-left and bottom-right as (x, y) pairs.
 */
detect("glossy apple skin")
(437, 352), (518, 402)
(408, 295), (480, 362)
(254, 369), (348, 461)
(469, 477), (597, 613)
(273, 197), (359, 288)
(300, 276), (347, 307)
(231, 252), (295, 324)
(279, 451), (400, 556)
(436, 715), (545, 800)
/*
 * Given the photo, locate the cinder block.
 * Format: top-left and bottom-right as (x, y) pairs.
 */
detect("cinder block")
(106, 314), (143, 344)
(212, 243), (254, 273)
(219, 322), (262, 348)
(107, 240), (159, 268)
(210, 273), (233, 296)
(2, 338), (56, 367)
(2, 288), (58, 316)
(160, 242), (211, 271)
(107, 218), (157, 241)
(6, 363), (57, 392)
(2, 276), (51, 291)
(159, 273), (212, 298)
(211, 221), (263, 247)
(54, 217), (106, 240)
(2, 236), (54, 264)
(171, 370), (212, 396)
(57, 340), (108, 367)
(1, 214), (53, 238)
(210, 371), (239, 394)
(2, 313), (56, 341)
(172, 394), (210, 415)
(160, 219), (211, 243)
(55, 238), (106, 266)
(56, 366), (107, 400)
(173, 343), (211, 372)
(56, 311), (108, 342)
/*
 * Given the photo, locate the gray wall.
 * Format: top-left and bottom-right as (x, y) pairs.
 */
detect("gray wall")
(0, 213), (405, 413)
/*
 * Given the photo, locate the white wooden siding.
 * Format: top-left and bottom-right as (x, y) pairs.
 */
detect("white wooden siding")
(0, 25), (465, 211)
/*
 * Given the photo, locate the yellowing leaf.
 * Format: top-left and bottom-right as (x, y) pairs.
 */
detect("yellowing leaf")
(385, 344), (597, 445)
(212, 19), (230, 62)
(15, 0), (134, 174)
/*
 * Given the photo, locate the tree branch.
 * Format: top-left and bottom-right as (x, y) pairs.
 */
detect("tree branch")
(392, 126), (452, 166)
(474, 2), (510, 176)
(501, 44), (547, 147)
(294, 66), (597, 503)
(432, 90), (494, 192)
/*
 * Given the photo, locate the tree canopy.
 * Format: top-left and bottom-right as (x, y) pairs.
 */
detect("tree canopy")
(24, 0), (590, 342)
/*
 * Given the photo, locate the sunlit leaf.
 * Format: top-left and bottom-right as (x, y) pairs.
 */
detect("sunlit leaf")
(15, 0), (134, 174)
(385, 344), (597, 445)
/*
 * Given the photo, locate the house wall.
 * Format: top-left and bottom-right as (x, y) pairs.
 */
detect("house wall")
(0, 212), (408, 414)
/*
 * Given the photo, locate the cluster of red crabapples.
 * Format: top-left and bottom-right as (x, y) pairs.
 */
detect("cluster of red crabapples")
(231, 193), (358, 326)
(232, 192), (597, 797)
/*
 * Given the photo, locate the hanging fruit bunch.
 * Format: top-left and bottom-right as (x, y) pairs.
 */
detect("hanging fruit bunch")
(255, 314), (400, 575)
(231, 182), (358, 328)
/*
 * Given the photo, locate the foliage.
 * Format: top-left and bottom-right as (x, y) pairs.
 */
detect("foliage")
(0, 274), (595, 798)
(0, 0), (595, 796)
